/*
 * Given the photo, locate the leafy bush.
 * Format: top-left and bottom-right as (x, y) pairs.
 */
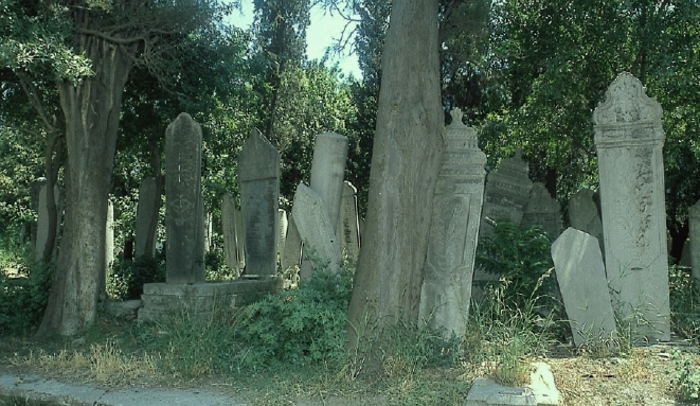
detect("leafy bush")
(669, 266), (700, 344)
(476, 219), (558, 313)
(0, 238), (53, 336)
(672, 347), (700, 401)
(107, 256), (165, 300)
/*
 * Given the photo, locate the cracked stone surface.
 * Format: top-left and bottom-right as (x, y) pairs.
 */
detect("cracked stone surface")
(465, 362), (560, 406)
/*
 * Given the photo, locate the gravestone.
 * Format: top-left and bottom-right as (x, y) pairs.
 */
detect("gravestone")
(221, 193), (245, 274)
(480, 149), (533, 234)
(594, 72), (670, 342)
(291, 183), (341, 278)
(238, 129), (280, 277)
(204, 212), (213, 252)
(689, 200), (700, 280)
(34, 179), (61, 261)
(134, 177), (159, 258)
(309, 132), (349, 234)
(338, 181), (361, 263)
(101, 200), (114, 302)
(278, 209), (288, 261)
(568, 188), (604, 254)
(521, 182), (562, 238)
(281, 216), (303, 272)
(30, 177), (45, 248)
(552, 228), (617, 347)
(419, 108), (487, 338)
(165, 113), (205, 284)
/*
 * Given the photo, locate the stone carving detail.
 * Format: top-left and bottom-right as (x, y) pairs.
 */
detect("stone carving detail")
(594, 72), (670, 342)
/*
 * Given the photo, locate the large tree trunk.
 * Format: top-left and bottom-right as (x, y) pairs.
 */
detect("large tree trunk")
(346, 0), (444, 366)
(38, 36), (133, 336)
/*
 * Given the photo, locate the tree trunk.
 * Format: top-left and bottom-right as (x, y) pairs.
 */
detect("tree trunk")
(346, 0), (444, 367)
(38, 36), (133, 336)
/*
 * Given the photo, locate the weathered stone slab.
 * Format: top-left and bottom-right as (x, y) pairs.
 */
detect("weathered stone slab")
(221, 193), (245, 274)
(291, 183), (341, 278)
(338, 181), (361, 263)
(165, 113), (205, 284)
(594, 72), (670, 342)
(135, 177), (159, 258)
(480, 149), (533, 233)
(465, 362), (559, 406)
(521, 182), (561, 238)
(419, 108), (486, 338)
(309, 132), (349, 234)
(689, 200), (700, 280)
(568, 188), (604, 255)
(238, 129), (280, 276)
(281, 215), (303, 272)
(552, 228), (617, 347)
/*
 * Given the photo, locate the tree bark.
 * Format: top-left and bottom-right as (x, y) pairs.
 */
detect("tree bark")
(38, 35), (133, 336)
(346, 0), (444, 368)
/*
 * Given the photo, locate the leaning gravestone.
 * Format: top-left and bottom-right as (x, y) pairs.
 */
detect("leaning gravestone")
(480, 149), (533, 234)
(594, 72), (670, 342)
(134, 176), (159, 259)
(338, 181), (361, 263)
(292, 183), (341, 277)
(238, 129), (280, 277)
(309, 132), (349, 234)
(521, 182), (562, 238)
(552, 228), (617, 348)
(689, 200), (700, 280)
(221, 193), (245, 274)
(568, 188), (604, 255)
(419, 108), (486, 338)
(281, 216), (303, 272)
(165, 113), (205, 284)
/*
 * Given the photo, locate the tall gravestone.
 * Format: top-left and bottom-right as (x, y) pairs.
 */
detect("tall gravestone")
(278, 209), (288, 262)
(338, 181), (361, 263)
(238, 129), (280, 277)
(594, 72), (670, 342)
(480, 149), (533, 233)
(309, 132), (349, 234)
(568, 188), (604, 254)
(135, 176), (159, 258)
(689, 200), (700, 280)
(101, 200), (114, 302)
(419, 108), (486, 337)
(222, 193), (245, 274)
(521, 182), (562, 238)
(165, 113), (205, 284)
(552, 228), (617, 348)
(281, 216), (303, 272)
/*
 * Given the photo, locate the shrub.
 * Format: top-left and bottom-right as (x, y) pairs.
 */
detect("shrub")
(672, 347), (700, 401)
(107, 256), (165, 300)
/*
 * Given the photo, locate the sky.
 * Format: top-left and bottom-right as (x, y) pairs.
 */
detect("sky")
(226, 2), (361, 78)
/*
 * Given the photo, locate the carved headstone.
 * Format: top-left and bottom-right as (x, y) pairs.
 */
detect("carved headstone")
(135, 176), (159, 258)
(165, 113), (205, 284)
(480, 149), (533, 234)
(238, 129), (280, 277)
(419, 108), (487, 337)
(222, 193), (245, 274)
(689, 200), (700, 280)
(594, 72), (670, 341)
(521, 182), (562, 238)
(338, 181), (361, 263)
(568, 188), (604, 254)
(292, 183), (341, 278)
(552, 228), (617, 347)
(309, 132), (349, 234)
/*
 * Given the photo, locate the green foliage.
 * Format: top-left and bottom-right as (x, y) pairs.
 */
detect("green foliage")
(107, 257), (165, 301)
(476, 219), (557, 312)
(669, 266), (700, 344)
(0, 237), (53, 336)
(672, 347), (700, 402)
(235, 263), (353, 370)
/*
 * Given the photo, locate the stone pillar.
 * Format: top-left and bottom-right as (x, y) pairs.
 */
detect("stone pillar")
(165, 113), (205, 284)
(278, 209), (288, 261)
(101, 200), (114, 302)
(309, 132), (349, 235)
(338, 181), (361, 263)
(521, 182), (562, 238)
(135, 177), (159, 259)
(594, 72), (670, 342)
(222, 193), (245, 274)
(419, 108), (486, 338)
(689, 200), (700, 280)
(238, 129), (280, 277)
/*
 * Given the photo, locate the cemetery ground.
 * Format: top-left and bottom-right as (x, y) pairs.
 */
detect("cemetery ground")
(1, 261), (699, 406)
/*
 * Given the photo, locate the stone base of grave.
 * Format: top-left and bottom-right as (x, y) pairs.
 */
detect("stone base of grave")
(465, 362), (560, 406)
(138, 277), (282, 322)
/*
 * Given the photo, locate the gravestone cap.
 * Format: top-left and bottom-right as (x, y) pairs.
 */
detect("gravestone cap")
(238, 129), (280, 182)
